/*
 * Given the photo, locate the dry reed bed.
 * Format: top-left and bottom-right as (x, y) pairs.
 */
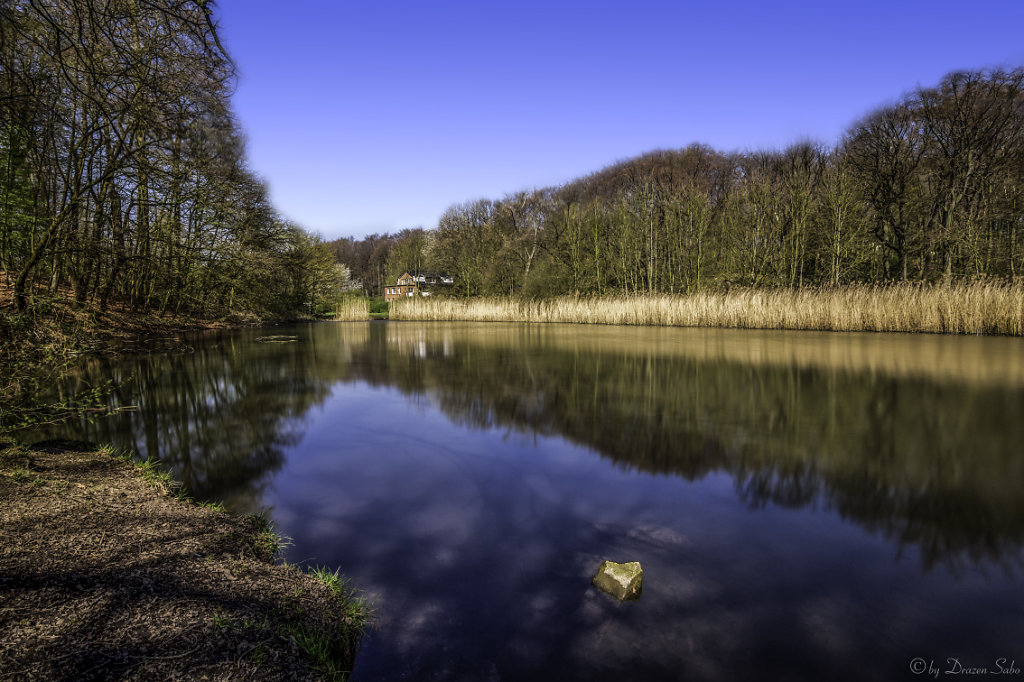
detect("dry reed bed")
(391, 283), (1024, 335)
(333, 297), (370, 321)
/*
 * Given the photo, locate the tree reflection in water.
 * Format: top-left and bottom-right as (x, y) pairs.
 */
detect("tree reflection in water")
(40, 321), (1024, 572)
(349, 323), (1024, 574)
(42, 324), (356, 512)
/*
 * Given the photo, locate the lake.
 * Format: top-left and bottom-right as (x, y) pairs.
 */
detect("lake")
(37, 321), (1024, 680)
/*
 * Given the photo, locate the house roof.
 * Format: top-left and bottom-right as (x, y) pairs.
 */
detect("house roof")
(404, 270), (451, 279)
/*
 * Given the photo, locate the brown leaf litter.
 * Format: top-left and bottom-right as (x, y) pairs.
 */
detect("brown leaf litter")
(0, 441), (365, 680)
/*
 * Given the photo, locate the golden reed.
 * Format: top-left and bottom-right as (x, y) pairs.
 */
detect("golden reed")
(390, 283), (1024, 335)
(333, 297), (370, 321)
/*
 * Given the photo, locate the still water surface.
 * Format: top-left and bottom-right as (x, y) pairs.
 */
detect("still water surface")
(39, 322), (1024, 680)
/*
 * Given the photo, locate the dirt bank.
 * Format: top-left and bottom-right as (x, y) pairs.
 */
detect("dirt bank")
(0, 441), (366, 680)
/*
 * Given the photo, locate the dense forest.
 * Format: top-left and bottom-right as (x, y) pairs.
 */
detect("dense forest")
(339, 68), (1024, 298)
(5, 3), (1020, 309)
(0, 0), (347, 318)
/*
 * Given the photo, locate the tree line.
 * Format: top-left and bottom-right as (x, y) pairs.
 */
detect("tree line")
(0, 0), (346, 318)
(337, 68), (1024, 297)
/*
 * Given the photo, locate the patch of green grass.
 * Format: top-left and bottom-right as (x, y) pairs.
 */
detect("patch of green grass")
(247, 509), (291, 562)
(212, 612), (238, 630)
(9, 466), (45, 487)
(279, 620), (363, 681)
(269, 566), (371, 679)
(196, 499), (226, 512)
(11, 466), (34, 483)
(308, 566), (373, 629)
(133, 456), (184, 497)
(282, 624), (346, 679)
(115, 448), (214, 506)
(309, 566), (344, 593)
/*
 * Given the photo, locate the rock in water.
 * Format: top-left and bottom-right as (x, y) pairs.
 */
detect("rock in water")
(592, 560), (643, 601)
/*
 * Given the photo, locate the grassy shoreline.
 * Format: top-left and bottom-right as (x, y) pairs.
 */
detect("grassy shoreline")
(390, 282), (1024, 335)
(0, 441), (369, 680)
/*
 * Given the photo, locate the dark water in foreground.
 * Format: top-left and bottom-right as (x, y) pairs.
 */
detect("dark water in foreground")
(36, 321), (1024, 681)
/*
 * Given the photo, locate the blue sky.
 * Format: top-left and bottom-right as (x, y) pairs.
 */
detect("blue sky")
(214, 0), (1024, 240)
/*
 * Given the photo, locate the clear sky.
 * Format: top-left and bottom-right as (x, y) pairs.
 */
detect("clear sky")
(214, 0), (1024, 240)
